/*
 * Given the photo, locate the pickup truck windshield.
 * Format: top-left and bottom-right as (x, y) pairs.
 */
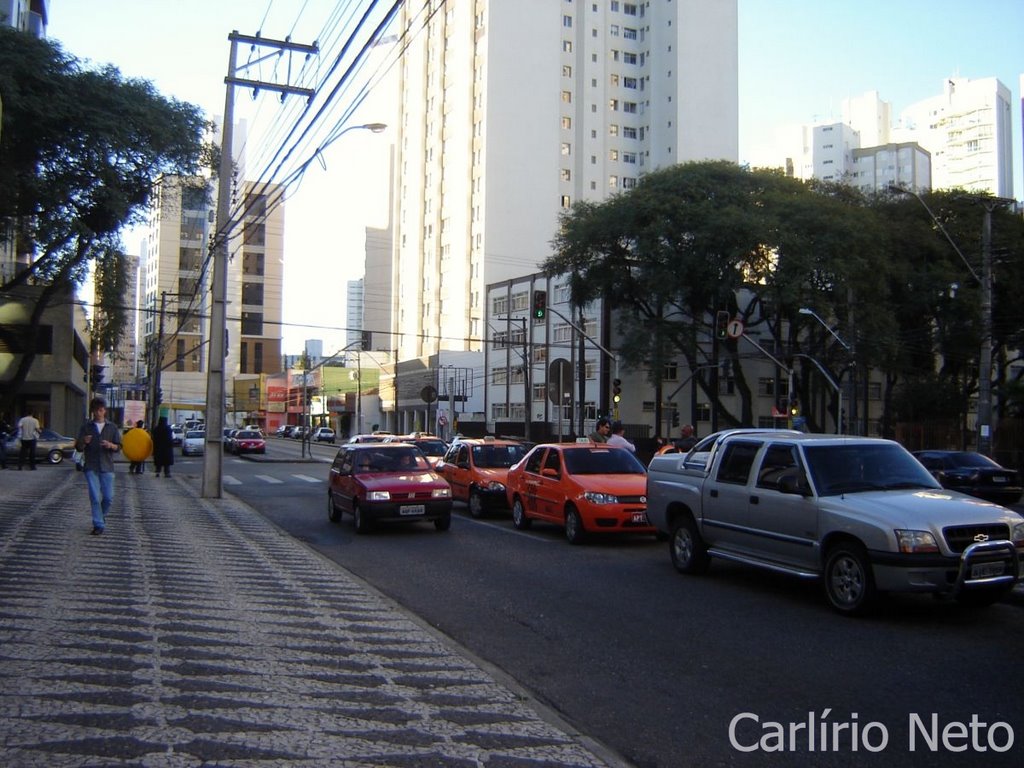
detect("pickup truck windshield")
(804, 443), (939, 496)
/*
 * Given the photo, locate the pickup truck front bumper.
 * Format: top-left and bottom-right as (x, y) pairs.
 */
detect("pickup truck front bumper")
(870, 540), (1021, 594)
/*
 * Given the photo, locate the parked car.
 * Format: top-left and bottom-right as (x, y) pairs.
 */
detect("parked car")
(346, 433), (389, 445)
(646, 432), (1024, 615)
(182, 430), (205, 456)
(232, 429), (266, 455)
(384, 433), (449, 468)
(437, 437), (528, 517)
(170, 424), (185, 446)
(280, 425), (296, 438)
(312, 427), (336, 444)
(505, 442), (654, 544)
(3, 428), (76, 465)
(223, 428), (239, 454)
(912, 450), (1023, 505)
(292, 426), (309, 440)
(327, 443), (452, 533)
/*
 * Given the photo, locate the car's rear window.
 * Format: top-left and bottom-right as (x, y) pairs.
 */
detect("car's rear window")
(186, 431), (204, 439)
(236, 431), (262, 439)
(563, 447), (646, 475)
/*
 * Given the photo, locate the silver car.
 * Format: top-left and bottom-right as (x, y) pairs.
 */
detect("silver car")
(4, 428), (77, 465)
(182, 430), (205, 456)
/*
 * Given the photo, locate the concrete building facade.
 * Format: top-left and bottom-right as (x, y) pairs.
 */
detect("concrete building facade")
(388, 0), (738, 365)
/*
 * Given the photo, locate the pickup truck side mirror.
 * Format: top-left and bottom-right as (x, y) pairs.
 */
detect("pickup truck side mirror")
(778, 473), (810, 496)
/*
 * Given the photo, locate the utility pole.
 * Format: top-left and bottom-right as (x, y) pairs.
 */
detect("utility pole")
(149, 291), (168, 430)
(977, 203), (994, 456)
(202, 31), (317, 498)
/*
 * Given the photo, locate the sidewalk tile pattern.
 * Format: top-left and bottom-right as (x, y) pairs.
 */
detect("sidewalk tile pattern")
(0, 468), (613, 767)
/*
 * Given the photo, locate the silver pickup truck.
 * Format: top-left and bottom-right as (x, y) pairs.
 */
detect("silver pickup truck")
(646, 430), (1024, 614)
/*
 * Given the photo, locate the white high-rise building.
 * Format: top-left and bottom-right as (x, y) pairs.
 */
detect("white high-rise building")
(389, 0), (738, 361)
(346, 280), (363, 352)
(897, 77), (1013, 196)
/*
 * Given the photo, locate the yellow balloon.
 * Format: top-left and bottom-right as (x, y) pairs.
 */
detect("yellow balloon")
(122, 428), (153, 462)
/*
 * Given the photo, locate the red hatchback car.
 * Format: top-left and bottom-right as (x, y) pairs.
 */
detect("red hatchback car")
(327, 443), (452, 533)
(232, 429), (266, 455)
(505, 442), (654, 544)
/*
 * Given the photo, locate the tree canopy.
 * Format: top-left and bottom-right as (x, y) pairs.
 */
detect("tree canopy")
(0, 26), (209, 414)
(544, 160), (1024, 434)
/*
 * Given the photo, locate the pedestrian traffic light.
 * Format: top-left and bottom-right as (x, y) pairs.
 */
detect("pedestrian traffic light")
(532, 290), (547, 320)
(715, 310), (730, 340)
(612, 378), (622, 404)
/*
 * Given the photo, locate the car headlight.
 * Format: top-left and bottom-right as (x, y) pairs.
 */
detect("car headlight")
(367, 490), (391, 501)
(432, 487), (451, 498)
(583, 491), (618, 505)
(484, 481), (506, 492)
(1011, 522), (1024, 546)
(895, 529), (939, 554)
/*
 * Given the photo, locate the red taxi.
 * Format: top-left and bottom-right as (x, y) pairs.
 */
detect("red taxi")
(437, 438), (529, 517)
(505, 442), (652, 544)
(231, 429), (266, 455)
(327, 443), (452, 533)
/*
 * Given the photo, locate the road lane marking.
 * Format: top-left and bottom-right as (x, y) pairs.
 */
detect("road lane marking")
(223, 475), (241, 486)
(293, 474), (321, 483)
(255, 474), (283, 484)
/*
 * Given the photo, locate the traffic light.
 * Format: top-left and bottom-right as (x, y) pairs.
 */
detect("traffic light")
(715, 310), (730, 340)
(672, 409), (680, 427)
(612, 378), (622, 404)
(532, 290), (547, 320)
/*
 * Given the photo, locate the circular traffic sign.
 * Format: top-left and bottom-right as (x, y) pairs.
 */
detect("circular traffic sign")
(726, 318), (744, 339)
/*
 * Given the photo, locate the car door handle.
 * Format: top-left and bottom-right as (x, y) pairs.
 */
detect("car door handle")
(709, 489), (718, 498)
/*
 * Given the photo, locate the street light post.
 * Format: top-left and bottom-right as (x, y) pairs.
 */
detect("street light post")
(798, 307), (852, 434)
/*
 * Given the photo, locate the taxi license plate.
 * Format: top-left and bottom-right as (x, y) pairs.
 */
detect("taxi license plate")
(971, 562), (1004, 579)
(631, 512), (649, 525)
(400, 505), (425, 516)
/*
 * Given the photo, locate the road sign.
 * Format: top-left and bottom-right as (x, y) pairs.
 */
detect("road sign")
(726, 318), (744, 339)
(547, 358), (573, 404)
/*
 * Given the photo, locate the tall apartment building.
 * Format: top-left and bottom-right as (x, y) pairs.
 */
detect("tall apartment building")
(389, 0), (738, 362)
(141, 177), (284, 417)
(345, 279), (363, 352)
(897, 77), (1013, 197)
(0, 0), (46, 36)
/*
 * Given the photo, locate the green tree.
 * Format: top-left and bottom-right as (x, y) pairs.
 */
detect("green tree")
(0, 26), (208, 413)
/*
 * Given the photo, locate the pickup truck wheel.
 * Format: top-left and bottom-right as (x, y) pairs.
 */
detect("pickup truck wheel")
(327, 492), (341, 523)
(512, 497), (532, 530)
(823, 543), (875, 615)
(670, 516), (708, 574)
(564, 506), (585, 545)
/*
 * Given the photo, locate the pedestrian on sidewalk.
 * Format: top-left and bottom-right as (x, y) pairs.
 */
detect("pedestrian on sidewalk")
(127, 420), (146, 474)
(76, 397), (122, 535)
(17, 409), (41, 470)
(151, 415), (174, 478)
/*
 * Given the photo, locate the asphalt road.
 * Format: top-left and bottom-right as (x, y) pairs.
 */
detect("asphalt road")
(181, 441), (1024, 768)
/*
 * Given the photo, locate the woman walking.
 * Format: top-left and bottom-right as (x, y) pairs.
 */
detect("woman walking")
(151, 416), (174, 478)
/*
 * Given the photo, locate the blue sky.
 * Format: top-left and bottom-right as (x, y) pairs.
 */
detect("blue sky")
(47, 1), (1023, 350)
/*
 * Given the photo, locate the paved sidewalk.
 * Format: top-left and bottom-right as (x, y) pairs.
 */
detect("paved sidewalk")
(0, 466), (620, 767)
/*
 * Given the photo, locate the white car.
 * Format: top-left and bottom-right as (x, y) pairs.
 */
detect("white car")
(182, 430), (205, 456)
(170, 424), (185, 446)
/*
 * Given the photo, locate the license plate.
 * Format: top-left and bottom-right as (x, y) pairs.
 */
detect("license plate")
(971, 562), (1004, 579)
(400, 505), (425, 516)
(991, 475), (1006, 483)
(631, 512), (649, 525)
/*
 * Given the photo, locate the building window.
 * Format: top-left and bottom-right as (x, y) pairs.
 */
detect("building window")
(493, 330), (509, 349)
(623, 27), (637, 39)
(608, 98), (619, 111)
(493, 295), (509, 315)
(511, 291), (529, 311)
(610, 1), (620, 10)
(609, 124), (619, 136)
(563, 14), (572, 27)
(623, 152), (637, 163)
(623, 52), (637, 64)
(608, 175), (618, 188)
(868, 382), (882, 400)
(561, 116), (572, 129)
(642, 401), (656, 412)
(492, 368), (508, 385)
(757, 377), (779, 397)
(560, 195), (571, 208)
(610, 74), (620, 87)
(623, 101), (637, 113)
(533, 383), (547, 402)
(609, 149), (619, 161)
(492, 403), (508, 419)
(562, 64), (572, 77)
(622, 177), (636, 188)
(561, 142), (571, 155)
(562, 40), (573, 52)
(696, 403), (711, 423)
(561, 90), (572, 103)
(175, 339), (186, 372)
(241, 312), (263, 335)
(533, 346), (547, 363)
(663, 362), (678, 380)
(623, 77), (637, 89)
(254, 342), (263, 374)
(624, 3), (637, 15)
(243, 222), (265, 246)
(560, 169), (571, 181)
(610, 24), (619, 36)
(623, 126), (637, 139)
(510, 367), (525, 385)
(241, 282), (264, 305)
(553, 323), (573, 343)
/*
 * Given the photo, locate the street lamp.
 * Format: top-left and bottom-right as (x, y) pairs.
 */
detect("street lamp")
(798, 308), (852, 434)
(888, 184), (1006, 455)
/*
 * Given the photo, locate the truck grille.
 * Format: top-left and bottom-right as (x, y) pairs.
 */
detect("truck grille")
(943, 524), (1010, 554)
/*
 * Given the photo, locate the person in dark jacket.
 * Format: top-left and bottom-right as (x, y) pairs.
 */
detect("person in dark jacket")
(151, 416), (174, 478)
(76, 397), (122, 535)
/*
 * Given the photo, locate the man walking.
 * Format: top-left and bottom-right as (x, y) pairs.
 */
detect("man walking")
(76, 397), (122, 535)
(17, 410), (41, 470)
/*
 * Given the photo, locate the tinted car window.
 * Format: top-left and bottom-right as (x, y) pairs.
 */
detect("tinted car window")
(524, 448), (546, 474)
(562, 447), (647, 475)
(756, 443), (802, 490)
(806, 443), (937, 495)
(472, 444), (527, 468)
(236, 430), (261, 439)
(715, 441), (761, 485)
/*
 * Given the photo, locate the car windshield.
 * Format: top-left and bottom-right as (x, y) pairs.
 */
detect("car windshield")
(186, 431), (204, 439)
(472, 443), (528, 468)
(236, 431), (261, 439)
(355, 447), (430, 473)
(563, 447), (647, 475)
(805, 443), (938, 496)
(412, 439), (447, 456)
